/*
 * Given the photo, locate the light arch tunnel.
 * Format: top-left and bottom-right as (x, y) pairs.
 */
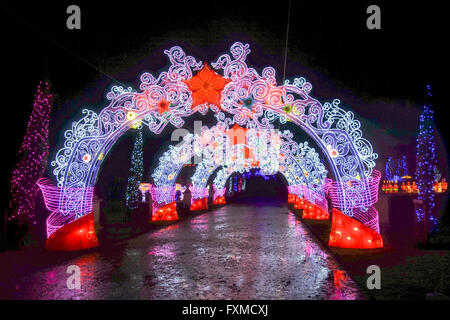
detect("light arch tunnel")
(37, 42), (382, 251)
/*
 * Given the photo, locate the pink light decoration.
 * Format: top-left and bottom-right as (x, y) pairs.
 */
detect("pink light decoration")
(352, 206), (380, 234)
(36, 178), (62, 212)
(289, 184), (329, 213)
(189, 185), (209, 210)
(325, 170), (381, 233)
(10, 81), (53, 221)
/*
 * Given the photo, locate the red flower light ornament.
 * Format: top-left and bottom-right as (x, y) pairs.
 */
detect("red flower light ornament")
(183, 63), (231, 109)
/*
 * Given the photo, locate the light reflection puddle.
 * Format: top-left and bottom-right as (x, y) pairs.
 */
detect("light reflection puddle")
(147, 243), (176, 260)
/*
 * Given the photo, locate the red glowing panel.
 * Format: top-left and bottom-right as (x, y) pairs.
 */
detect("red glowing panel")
(294, 196), (305, 210)
(294, 197), (329, 220)
(213, 196), (226, 205)
(45, 212), (99, 251)
(190, 198), (208, 211)
(328, 208), (383, 249)
(152, 201), (178, 221)
(301, 201), (329, 220)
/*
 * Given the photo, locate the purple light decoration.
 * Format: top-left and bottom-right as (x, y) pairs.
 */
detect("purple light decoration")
(10, 81), (53, 222)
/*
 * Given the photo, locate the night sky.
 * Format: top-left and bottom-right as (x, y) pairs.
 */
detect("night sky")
(1, 1), (447, 213)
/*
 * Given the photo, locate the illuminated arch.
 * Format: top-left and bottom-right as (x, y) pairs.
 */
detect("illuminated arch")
(38, 42), (380, 250)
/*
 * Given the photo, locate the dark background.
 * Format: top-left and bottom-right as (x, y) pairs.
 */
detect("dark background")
(0, 1), (448, 226)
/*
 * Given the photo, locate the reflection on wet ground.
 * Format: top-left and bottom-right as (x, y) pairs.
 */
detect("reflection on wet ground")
(1, 202), (364, 299)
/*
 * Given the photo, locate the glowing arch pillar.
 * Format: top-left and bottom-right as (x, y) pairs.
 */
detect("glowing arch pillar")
(45, 212), (99, 251)
(149, 185), (178, 221)
(41, 42), (381, 251)
(213, 185), (226, 205)
(189, 185), (209, 211)
(37, 178), (99, 251)
(326, 170), (383, 248)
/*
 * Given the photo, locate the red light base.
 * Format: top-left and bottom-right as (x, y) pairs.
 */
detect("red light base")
(213, 196), (226, 205)
(45, 212), (99, 251)
(328, 208), (383, 249)
(152, 201), (178, 221)
(294, 198), (329, 220)
(288, 193), (296, 203)
(190, 198), (208, 211)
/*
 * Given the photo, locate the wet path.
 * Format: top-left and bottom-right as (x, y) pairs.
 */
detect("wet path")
(1, 202), (363, 299)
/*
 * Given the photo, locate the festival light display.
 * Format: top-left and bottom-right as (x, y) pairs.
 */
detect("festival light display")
(11, 81), (53, 222)
(433, 179), (447, 193)
(37, 42), (380, 250)
(325, 170), (381, 232)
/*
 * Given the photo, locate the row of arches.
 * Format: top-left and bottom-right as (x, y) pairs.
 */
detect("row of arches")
(147, 120), (328, 217)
